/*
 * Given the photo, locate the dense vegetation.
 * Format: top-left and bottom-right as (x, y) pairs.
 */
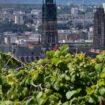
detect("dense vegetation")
(0, 45), (105, 105)
(0, 21), (32, 33)
(0, 52), (23, 69)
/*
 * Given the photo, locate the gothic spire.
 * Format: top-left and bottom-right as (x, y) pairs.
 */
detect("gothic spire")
(45, 0), (53, 4)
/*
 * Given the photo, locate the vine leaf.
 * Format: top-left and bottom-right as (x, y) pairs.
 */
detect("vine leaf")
(66, 88), (81, 100)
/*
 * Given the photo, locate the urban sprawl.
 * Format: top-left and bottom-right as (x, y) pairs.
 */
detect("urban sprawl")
(0, 1), (104, 62)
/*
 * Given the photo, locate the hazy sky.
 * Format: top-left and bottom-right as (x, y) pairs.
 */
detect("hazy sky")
(0, 0), (104, 4)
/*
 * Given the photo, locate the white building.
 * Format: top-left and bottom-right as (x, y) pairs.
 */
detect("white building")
(31, 9), (41, 16)
(88, 27), (93, 40)
(58, 30), (72, 41)
(14, 11), (24, 25)
(4, 32), (17, 44)
(103, 3), (105, 12)
(71, 7), (79, 16)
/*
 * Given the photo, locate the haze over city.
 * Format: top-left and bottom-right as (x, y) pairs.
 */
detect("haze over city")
(0, 0), (104, 5)
(0, 0), (104, 59)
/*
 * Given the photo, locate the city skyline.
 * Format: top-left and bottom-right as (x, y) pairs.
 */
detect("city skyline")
(0, 0), (104, 5)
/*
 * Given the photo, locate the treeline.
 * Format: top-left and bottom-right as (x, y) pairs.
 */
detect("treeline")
(0, 21), (32, 33)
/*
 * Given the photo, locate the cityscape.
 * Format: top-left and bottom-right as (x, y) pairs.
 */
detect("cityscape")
(0, 0), (104, 62)
(1, 0), (105, 105)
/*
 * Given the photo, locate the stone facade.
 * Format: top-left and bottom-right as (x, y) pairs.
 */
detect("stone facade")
(93, 8), (105, 49)
(42, 0), (58, 48)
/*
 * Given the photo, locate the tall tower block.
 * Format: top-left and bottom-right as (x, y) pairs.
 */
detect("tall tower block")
(93, 8), (105, 49)
(42, 0), (58, 48)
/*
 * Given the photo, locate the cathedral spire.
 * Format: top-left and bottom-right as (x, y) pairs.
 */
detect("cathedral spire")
(45, 0), (53, 4)
(42, 0), (58, 48)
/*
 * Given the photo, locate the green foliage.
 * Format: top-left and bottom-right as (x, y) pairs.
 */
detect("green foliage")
(0, 53), (22, 69)
(0, 45), (105, 105)
(0, 21), (32, 33)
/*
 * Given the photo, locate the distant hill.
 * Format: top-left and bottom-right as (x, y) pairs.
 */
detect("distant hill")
(0, 0), (104, 5)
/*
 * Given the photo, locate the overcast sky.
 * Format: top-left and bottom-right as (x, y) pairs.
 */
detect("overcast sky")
(0, 0), (104, 4)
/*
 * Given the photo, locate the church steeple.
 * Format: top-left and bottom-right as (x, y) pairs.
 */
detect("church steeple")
(44, 0), (56, 4)
(42, 0), (58, 48)
(45, 0), (53, 4)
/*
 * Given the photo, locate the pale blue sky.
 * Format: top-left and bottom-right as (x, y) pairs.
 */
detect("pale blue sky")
(0, 0), (104, 4)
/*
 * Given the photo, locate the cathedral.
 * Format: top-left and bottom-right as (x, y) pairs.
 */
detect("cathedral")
(41, 0), (58, 48)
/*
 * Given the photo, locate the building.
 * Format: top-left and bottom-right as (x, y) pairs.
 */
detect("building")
(88, 27), (93, 40)
(93, 8), (105, 49)
(103, 3), (105, 12)
(14, 11), (24, 25)
(4, 32), (18, 44)
(41, 0), (58, 48)
(31, 9), (41, 16)
(71, 7), (79, 16)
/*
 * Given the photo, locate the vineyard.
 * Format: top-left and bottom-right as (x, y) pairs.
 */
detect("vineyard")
(0, 45), (105, 105)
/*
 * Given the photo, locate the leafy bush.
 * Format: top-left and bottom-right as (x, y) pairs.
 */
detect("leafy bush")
(0, 45), (105, 105)
(0, 53), (23, 69)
